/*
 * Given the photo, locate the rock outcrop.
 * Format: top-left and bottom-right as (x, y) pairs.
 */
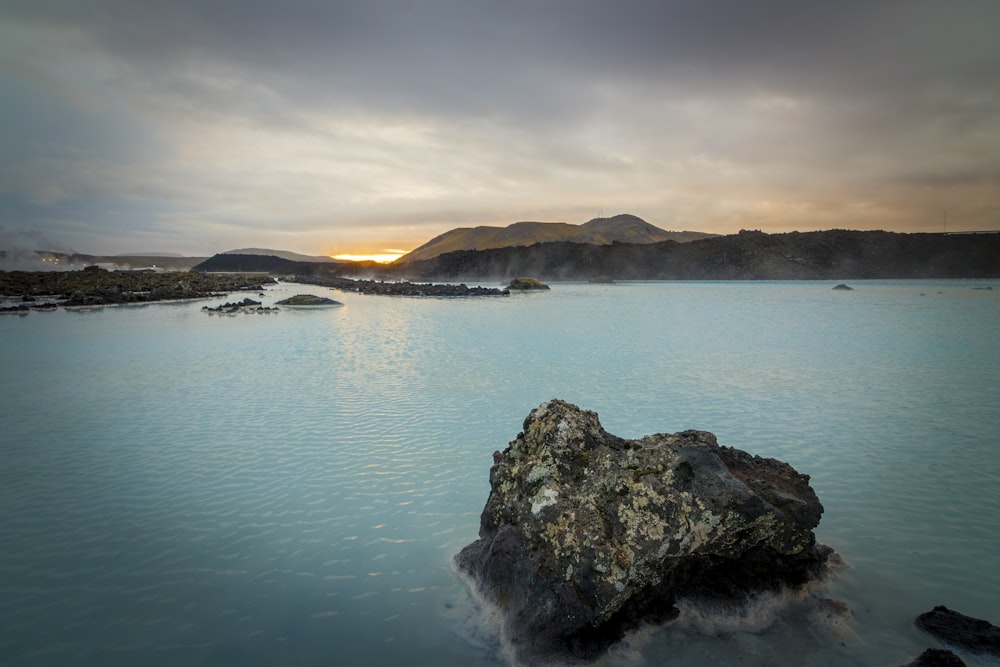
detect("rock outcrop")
(274, 294), (343, 306)
(455, 399), (832, 664)
(202, 297), (279, 314)
(505, 276), (550, 290)
(0, 267), (271, 306)
(915, 606), (1000, 657)
(288, 274), (509, 297)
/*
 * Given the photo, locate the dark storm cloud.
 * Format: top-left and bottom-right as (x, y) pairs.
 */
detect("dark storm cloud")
(12, 1), (977, 115)
(2, 0), (998, 254)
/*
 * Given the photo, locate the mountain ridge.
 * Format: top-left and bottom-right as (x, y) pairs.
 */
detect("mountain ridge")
(398, 214), (716, 263)
(222, 248), (337, 263)
(192, 230), (1000, 281)
(394, 229), (1000, 281)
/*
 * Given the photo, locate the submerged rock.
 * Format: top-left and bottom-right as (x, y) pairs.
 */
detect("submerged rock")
(915, 606), (1000, 657)
(455, 399), (833, 665)
(274, 294), (343, 306)
(901, 648), (966, 667)
(832, 283), (854, 290)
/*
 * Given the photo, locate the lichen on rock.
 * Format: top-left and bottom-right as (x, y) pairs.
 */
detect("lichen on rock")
(455, 399), (834, 664)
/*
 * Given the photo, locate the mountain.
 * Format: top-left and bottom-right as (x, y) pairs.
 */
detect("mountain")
(397, 214), (716, 263)
(193, 253), (380, 275)
(222, 248), (336, 263)
(393, 230), (1000, 281)
(19, 252), (209, 271)
(116, 252), (184, 258)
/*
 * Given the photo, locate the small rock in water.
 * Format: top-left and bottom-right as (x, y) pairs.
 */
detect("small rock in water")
(202, 297), (279, 314)
(901, 648), (967, 667)
(915, 606), (1000, 657)
(274, 294), (343, 306)
(506, 277), (550, 291)
(832, 283), (854, 290)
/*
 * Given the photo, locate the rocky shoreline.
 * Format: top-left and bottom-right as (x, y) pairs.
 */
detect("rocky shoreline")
(288, 274), (509, 297)
(0, 266), (273, 310)
(0, 267), (508, 312)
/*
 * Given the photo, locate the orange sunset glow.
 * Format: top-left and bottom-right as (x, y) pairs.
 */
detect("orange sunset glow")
(332, 250), (408, 263)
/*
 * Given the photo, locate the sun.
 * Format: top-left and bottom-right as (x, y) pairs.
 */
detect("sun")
(332, 249), (407, 263)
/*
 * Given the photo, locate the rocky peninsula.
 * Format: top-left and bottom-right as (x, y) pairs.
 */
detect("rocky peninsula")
(455, 400), (833, 664)
(288, 273), (508, 297)
(0, 266), (272, 309)
(0, 264), (507, 312)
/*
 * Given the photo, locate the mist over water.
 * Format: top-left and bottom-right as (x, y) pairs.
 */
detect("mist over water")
(1, 280), (998, 666)
(0, 227), (77, 271)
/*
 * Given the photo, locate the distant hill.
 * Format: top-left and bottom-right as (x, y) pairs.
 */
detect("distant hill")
(393, 230), (1000, 281)
(397, 214), (716, 263)
(21, 252), (209, 271)
(223, 248), (336, 263)
(193, 253), (380, 275)
(117, 252), (185, 258)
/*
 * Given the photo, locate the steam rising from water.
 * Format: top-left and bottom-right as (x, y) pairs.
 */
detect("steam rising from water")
(0, 227), (76, 271)
(451, 552), (854, 667)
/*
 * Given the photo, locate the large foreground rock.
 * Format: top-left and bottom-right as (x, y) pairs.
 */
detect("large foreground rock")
(455, 399), (832, 664)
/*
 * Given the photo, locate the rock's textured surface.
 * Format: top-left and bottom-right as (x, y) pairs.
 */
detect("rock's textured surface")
(915, 606), (1000, 657)
(455, 399), (832, 664)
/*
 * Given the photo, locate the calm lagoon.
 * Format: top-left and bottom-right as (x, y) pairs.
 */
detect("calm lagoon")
(1, 280), (998, 666)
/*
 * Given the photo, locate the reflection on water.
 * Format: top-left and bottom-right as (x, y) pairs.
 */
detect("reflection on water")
(0, 280), (998, 666)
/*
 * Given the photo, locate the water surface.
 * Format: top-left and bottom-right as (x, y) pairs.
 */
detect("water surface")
(1, 280), (998, 666)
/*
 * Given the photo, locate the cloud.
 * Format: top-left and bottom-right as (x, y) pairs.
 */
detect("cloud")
(1, 0), (999, 254)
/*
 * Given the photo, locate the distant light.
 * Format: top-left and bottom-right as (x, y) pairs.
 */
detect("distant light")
(332, 252), (405, 263)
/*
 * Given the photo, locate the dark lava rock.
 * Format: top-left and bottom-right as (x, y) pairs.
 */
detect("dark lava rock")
(288, 275), (508, 297)
(901, 648), (966, 667)
(506, 277), (550, 290)
(202, 297), (278, 314)
(915, 606), (1000, 657)
(274, 294), (343, 306)
(454, 399), (832, 664)
(832, 283), (854, 290)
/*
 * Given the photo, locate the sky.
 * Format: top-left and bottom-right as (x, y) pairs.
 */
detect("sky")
(1, 1), (999, 259)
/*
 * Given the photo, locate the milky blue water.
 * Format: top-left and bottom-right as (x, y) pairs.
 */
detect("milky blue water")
(1, 280), (998, 667)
